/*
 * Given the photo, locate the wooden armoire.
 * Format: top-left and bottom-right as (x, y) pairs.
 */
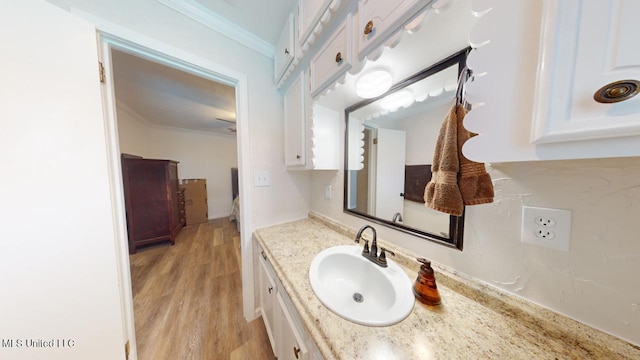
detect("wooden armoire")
(121, 155), (182, 254)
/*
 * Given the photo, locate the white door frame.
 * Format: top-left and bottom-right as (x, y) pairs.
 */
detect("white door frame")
(72, 10), (255, 359)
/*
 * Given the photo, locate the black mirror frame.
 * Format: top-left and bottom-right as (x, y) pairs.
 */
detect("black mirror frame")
(343, 47), (471, 250)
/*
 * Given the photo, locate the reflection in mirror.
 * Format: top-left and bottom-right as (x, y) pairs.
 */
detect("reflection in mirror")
(344, 49), (469, 249)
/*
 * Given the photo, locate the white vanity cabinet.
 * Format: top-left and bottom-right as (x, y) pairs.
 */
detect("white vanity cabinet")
(356, 0), (430, 60)
(256, 243), (323, 360)
(464, 0), (640, 162)
(309, 15), (352, 97)
(275, 292), (309, 360)
(275, 13), (296, 84)
(258, 249), (277, 351)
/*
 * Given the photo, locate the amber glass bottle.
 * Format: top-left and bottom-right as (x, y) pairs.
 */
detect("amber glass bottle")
(412, 258), (441, 305)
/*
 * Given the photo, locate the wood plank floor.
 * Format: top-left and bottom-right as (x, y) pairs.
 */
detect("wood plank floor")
(129, 218), (275, 360)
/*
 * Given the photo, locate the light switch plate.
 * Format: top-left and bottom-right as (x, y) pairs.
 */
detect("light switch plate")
(254, 170), (270, 187)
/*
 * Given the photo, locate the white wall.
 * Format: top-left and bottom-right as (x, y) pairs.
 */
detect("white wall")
(47, 0), (310, 229)
(1, 2), (126, 359)
(117, 102), (152, 158)
(149, 127), (238, 219)
(117, 104), (239, 219)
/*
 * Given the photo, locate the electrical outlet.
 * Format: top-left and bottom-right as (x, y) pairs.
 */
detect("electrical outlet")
(534, 216), (556, 227)
(521, 206), (571, 251)
(324, 185), (332, 199)
(534, 228), (556, 240)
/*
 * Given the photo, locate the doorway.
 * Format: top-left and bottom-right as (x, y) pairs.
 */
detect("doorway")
(97, 31), (254, 359)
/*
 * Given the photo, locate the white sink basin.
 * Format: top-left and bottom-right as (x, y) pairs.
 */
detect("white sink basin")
(308, 245), (415, 326)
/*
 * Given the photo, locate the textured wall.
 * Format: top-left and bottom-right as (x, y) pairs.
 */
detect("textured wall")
(311, 157), (640, 346)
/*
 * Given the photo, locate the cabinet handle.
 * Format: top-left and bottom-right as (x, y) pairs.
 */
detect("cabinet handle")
(268, 286), (273, 294)
(261, 251), (267, 260)
(335, 52), (342, 63)
(285, 48), (290, 55)
(296, 154), (301, 160)
(364, 20), (374, 35)
(593, 80), (640, 103)
(293, 346), (301, 359)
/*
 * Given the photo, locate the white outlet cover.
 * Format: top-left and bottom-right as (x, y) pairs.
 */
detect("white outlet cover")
(324, 184), (332, 199)
(254, 170), (270, 187)
(521, 206), (572, 251)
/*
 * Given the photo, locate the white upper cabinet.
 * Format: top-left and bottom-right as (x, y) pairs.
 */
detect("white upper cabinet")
(276, 0), (343, 88)
(285, 71), (340, 170)
(356, 0), (430, 60)
(274, 13), (296, 83)
(531, 0), (640, 144)
(310, 15), (352, 97)
(464, 0), (640, 162)
(280, 0), (445, 170)
(284, 72), (307, 167)
(299, 0), (333, 46)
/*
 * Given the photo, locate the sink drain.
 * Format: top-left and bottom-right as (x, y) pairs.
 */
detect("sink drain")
(352, 292), (363, 303)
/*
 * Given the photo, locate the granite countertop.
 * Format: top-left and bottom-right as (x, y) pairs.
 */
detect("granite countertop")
(253, 212), (640, 360)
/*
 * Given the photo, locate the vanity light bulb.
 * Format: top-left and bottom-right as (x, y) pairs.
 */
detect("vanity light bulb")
(380, 89), (414, 110)
(355, 70), (393, 99)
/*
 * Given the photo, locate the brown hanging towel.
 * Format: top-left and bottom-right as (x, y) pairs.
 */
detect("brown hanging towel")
(424, 104), (493, 216)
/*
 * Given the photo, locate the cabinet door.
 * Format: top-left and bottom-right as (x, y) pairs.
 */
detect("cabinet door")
(357, 0), (428, 60)
(298, 0), (332, 45)
(258, 253), (277, 353)
(532, 0), (640, 143)
(309, 15), (352, 97)
(464, 0), (640, 162)
(125, 160), (171, 244)
(284, 72), (306, 167)
(275, 13), (295, 83)
(275, 292), (308, 360)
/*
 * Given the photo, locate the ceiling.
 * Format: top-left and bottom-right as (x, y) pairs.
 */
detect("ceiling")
(112, 49), (238, 135)
(194, 0), (297, 45)
(111, 0), (297, 136)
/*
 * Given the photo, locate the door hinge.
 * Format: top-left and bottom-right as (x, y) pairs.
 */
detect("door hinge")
(99, 61), (106, 84)
(125, 340), (130, 360)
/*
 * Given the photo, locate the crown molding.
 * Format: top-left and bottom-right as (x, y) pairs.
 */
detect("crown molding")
(157, 0), (275, 59)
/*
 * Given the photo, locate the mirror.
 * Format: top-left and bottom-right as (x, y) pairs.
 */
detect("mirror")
(344, 49), (469, 249)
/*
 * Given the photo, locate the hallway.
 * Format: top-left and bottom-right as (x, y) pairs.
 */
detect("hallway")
(130, 218), (274, 359)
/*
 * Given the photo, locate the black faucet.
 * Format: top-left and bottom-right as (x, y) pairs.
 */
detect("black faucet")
(354, 225), (395, 267)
